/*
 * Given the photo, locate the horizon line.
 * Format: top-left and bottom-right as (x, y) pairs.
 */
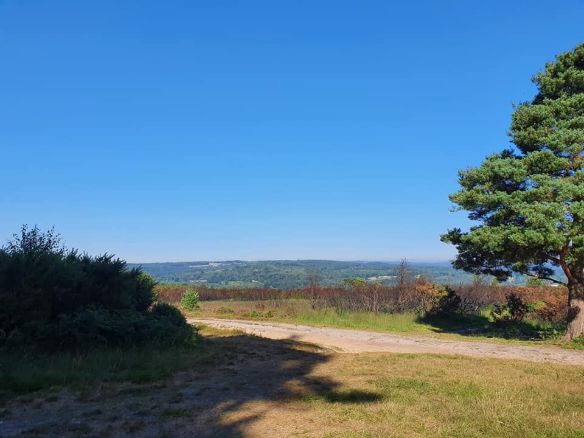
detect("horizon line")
(127, 258), (454, 265)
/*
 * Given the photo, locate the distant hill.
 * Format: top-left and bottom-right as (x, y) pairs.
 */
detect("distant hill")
(129, 260), (517, 289)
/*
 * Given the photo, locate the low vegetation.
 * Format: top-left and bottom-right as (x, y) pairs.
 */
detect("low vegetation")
(2, 325), (582, 436)
(158, 278), (574, 344)
(194, 300), (577, 348)
(0, 341), (203, 401)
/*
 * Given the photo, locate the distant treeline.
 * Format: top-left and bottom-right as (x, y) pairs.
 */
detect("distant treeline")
(133, 260), (532, 289)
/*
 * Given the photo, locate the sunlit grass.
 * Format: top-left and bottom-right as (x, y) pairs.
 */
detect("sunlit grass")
(308, 353), (584, 437)
(2, 322), (583, 437)
(293, 308), (433, 333)
(195, 299), (581, 348)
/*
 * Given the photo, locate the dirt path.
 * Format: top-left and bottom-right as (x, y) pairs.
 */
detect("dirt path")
(189, 318), (584, 365)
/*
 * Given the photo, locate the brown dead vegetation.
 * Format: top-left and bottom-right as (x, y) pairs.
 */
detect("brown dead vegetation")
(157, 282), (568, 324)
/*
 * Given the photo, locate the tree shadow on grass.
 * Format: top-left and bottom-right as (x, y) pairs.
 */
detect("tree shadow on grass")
(171, 332), (382, 437)
(0, 329), (382, 437)
(418, 313), (560, 341)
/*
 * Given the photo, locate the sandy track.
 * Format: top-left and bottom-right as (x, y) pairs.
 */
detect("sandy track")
(189, 318), (584, 365)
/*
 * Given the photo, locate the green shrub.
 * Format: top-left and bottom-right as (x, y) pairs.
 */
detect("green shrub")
(181, 288), (200, 311)
(526, 278), (546, 287)
(426, 287), (463, 316)
(0, 226), (192, 350)
(50, 306), (193, 348)
(490, 293), (529, 326)
(342, 278), (367, 288)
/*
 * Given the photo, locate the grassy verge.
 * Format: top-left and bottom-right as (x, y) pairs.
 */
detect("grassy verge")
(3, 305), (581, 438)
(0, 327), (221, 403)
(193, 299), (582, 348)
(2, 323), (582, 437)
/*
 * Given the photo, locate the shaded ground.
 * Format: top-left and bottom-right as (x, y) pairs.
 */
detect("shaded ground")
(1, 325), (583, 437)
(0, 328), (373, 437)
(190, 318), (584, 365)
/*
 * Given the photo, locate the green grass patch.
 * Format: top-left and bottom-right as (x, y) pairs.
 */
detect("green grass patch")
(293, 309), (434, 334)
(161, 408), (193, 418)
(197, 301), (437, 334)
(373, 376), (483, 402)
(0, 328), (211, 403)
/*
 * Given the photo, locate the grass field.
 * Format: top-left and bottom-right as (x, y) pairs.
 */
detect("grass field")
(0, 341), (207, 405)
(193, 299), (583, 349)
(1, 325), (583, 437)
(297, 354), (584, 437)
(198, 299), (436, 332)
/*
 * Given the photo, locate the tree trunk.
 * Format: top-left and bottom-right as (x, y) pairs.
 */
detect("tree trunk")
(564, 281), (584, 340)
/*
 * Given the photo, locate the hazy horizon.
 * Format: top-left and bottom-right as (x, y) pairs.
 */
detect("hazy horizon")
(129, 258), (454, 265)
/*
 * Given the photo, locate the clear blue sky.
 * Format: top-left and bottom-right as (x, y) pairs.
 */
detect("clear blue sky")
(1, 1), (582, 262)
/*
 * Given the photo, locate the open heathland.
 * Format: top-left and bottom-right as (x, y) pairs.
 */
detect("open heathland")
(1, 325), (583, 437)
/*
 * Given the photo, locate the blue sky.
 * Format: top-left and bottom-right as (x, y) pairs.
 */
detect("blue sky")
(1, 1), (583, 262)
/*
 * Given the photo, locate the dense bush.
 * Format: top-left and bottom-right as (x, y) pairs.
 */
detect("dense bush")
(454, 283), (567, 320)
(425, 287), (463, 317)
(181, 288), (200, 311)
(490, 293), (530, 326)
(48, 304), (193, 347)
(0, 226), (193, 349)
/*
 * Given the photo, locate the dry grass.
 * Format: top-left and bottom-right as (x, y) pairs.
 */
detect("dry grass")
(291, 353), (584, 438)
(2, 325), (583, 437)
